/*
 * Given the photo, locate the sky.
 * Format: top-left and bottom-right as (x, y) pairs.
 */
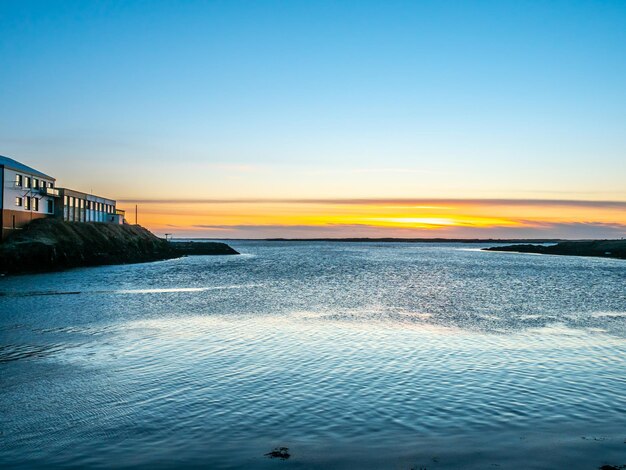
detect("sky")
(1, 0), (625, 238)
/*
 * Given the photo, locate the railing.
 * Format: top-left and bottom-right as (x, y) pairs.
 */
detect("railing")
(11, 182), (59, 197)
(43, 187), (60, 197)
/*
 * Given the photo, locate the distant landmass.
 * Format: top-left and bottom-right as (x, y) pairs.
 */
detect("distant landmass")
(182, 237), (567, 244)
(483, 240), (626, 260)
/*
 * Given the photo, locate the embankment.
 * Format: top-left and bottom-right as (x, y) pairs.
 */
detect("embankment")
(0, 219), (238, 275)
(483, 240), (626, 260)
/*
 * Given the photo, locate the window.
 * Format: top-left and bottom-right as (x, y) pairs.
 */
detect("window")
(15, 174), (23, 187)
(80, 199), (85, 209)
(24, 176), (31, 188)
(24, 197), (31, 210)
(33, 178), (39, 188)
(33, 198), (39, 211)
(15, 197), (22, 207)
(64, 195), (68, 205)
(48, 200), (54, 214)
(40, 180), (46, 189)
(49, 182), (53, 188)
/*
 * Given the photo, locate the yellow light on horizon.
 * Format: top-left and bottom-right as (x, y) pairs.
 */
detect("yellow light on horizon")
(116, 198), (626, 237)
(370, 217), (457, 226)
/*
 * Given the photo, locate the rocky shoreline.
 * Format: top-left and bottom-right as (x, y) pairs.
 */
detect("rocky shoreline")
(483, 240), (626, 260)
(0, 219), (238, 275)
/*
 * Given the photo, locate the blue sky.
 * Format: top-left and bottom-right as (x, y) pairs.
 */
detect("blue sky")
(1, 1), (625, 236)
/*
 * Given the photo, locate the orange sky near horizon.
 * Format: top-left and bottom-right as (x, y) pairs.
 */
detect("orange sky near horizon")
(116, 199), (626, 239)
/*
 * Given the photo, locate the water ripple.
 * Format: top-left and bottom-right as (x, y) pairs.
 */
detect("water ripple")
(1, 242), (625, 469)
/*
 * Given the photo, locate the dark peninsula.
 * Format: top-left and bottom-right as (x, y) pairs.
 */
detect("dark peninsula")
(483, 240), (626, 260)
(0, 218), (238, 275)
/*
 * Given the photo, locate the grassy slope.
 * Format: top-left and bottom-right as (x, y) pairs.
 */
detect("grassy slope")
(0, 219), (237, 274)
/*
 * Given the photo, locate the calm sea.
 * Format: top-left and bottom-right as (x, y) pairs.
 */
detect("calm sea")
(1, 241), (625, 469)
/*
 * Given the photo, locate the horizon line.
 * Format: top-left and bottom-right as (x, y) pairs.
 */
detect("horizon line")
(165, 236), (622, 242)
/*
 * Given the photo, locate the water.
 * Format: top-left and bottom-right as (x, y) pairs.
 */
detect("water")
(1, 241), (625, 469)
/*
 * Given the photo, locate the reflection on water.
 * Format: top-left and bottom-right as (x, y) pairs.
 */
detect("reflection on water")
(0, 242), (625, 469)
(0, 284), (261, 298)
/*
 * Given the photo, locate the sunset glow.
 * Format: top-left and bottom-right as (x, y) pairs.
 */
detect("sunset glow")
(2, 1), (625, 239)
(116, 199), (626, 239)
(2, 2), (626, 468)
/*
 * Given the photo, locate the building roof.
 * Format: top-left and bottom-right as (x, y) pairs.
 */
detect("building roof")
(57, 187), (116, 205)
(0, 155), (55, 180)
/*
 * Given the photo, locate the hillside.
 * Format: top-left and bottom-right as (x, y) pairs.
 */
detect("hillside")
(483, 240), (626, 260)
(0, 219), (238, 275)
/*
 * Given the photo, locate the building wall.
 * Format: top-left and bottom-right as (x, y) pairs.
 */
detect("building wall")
(56, 188), (117, 224)
(1, 167), (56, 240)
(1, 209), (49, 240)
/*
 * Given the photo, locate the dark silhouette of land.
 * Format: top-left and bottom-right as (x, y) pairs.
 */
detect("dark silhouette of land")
(483, 240), (626, 260)
(0, 219), (238, 275)
(178, 236), (626, 260)
(183, 237), (567, 243)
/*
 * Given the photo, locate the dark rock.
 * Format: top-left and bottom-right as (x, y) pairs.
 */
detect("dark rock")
(265, 447), (290, 460)
(0, 219), (238, 275)
(171, 240), (239, 256)
(483, 240), (626, 260)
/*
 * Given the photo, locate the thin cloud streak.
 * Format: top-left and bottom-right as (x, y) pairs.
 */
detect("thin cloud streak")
(192, 221), (626, 230)
(205, 163), (264, 172)
(118, 197), (626, 209)
(172, 221), (626, 240)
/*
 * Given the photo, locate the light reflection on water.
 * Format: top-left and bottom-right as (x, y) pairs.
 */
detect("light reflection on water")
(0, 241), (625, 469)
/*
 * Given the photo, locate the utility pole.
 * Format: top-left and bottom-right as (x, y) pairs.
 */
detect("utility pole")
(135, 205), (138, 225)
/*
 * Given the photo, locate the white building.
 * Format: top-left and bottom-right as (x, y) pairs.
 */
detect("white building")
(1, 155), (59, 240)
(1, 155), (124, 240)
(55, 188), (122, 224)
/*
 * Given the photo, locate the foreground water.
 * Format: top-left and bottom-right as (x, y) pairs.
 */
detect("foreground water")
(1, 241), (625, 469)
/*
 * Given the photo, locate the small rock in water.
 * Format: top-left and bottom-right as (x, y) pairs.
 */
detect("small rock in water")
(265, 447), (290, 460)
(599, 465), (626, 470)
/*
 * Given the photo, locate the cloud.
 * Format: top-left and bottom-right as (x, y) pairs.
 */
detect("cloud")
(191, 225), (238, 231)
(161, 221), (626, 240)
(204, 163), (263, 173)
(503, 221), (626, 239)
(118, 197), (626, 208)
